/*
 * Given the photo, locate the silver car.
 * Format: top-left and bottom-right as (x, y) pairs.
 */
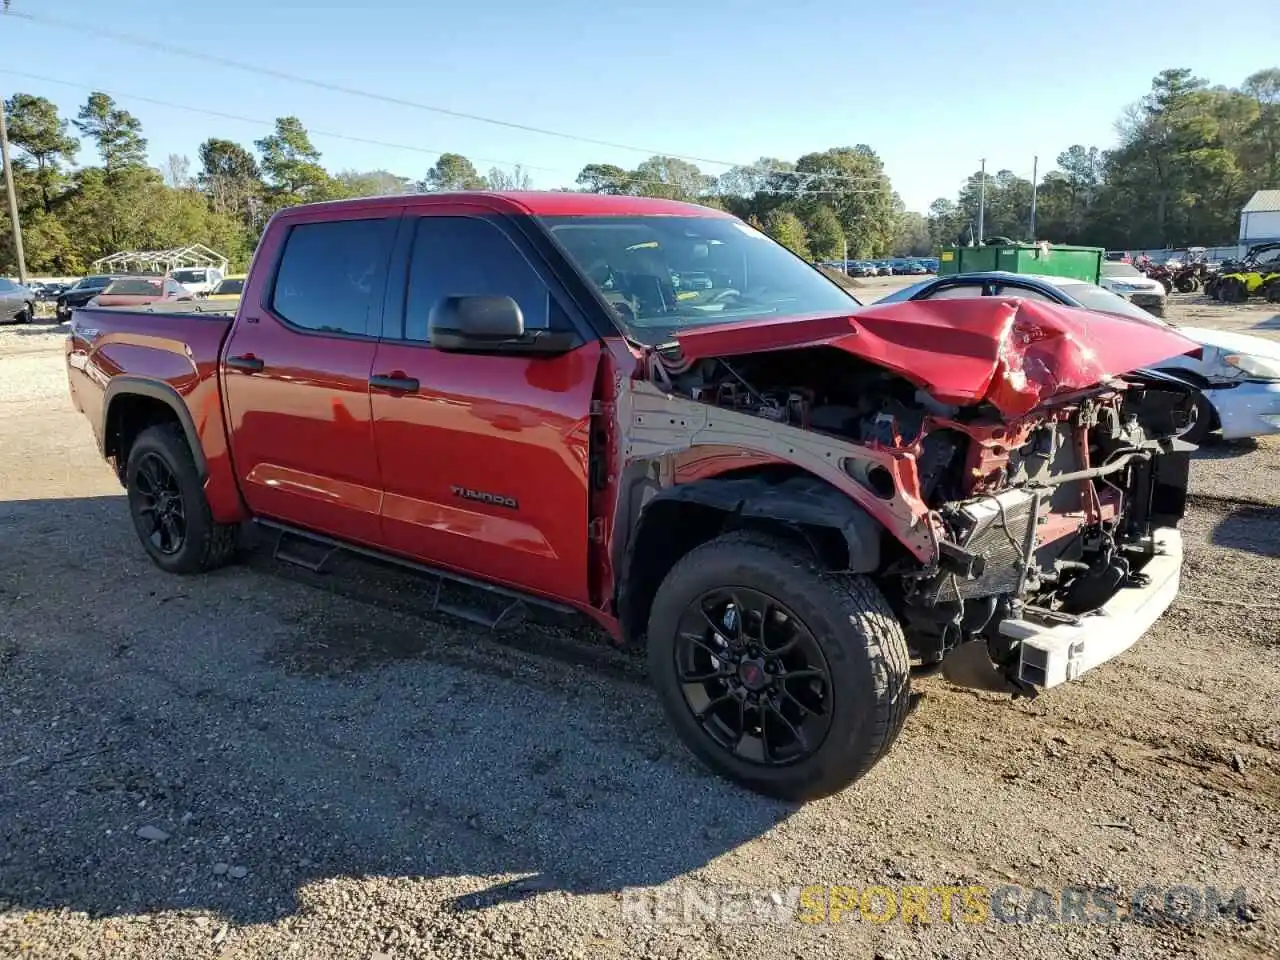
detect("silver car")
(0, 277), (36, 323)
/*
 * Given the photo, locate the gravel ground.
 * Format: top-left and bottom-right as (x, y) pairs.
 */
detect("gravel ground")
(1, 298), (1278, 960)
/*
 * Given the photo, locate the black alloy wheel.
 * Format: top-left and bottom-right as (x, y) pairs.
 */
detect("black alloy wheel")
(673, 587), (834, 766)
(131, 451), (187, 556)
(647, 531), (913, 800)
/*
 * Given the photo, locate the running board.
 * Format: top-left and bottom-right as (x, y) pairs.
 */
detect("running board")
(254, 518), (572, 630)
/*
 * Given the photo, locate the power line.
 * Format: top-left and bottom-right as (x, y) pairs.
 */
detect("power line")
(0, 69), (563, 175)
(0, 69), (893, 198)
(1, 7), (894, 189)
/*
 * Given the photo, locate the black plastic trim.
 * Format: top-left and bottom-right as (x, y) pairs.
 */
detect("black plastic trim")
(101, 377), (208, 479)
(253, 517), (577, 614)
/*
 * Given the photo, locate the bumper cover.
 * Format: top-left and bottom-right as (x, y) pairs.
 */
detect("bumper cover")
(1206, 380), (1280, 440)
(999, 528), (1182, 689)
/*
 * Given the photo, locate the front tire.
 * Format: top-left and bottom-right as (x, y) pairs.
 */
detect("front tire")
(646, 532), (912, 800)
(125, 423), (238, 574)
(1181, 390), (1217, 445)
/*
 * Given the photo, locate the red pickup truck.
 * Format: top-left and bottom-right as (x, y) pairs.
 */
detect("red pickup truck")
(67, 192), (1199, 799)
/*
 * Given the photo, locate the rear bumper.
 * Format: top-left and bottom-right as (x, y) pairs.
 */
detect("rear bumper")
(998, 528), (1182, 689)
(1206, 380), (1280, 440)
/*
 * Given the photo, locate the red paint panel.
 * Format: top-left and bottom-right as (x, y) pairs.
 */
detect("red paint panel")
(65, 308), (248, 523)
(369, 340), (601, 605)
(266, 191), (733, 223)
(673, 298), (1200, 419)
(220, 315), (382, 545)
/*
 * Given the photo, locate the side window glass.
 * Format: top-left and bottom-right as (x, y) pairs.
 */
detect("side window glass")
(404, 216), (553, 342)
(0, 278), (14, 292)
(272, 218), (392, 336)
(925, 284), (987, 300)
(993, 285), (1057, 303)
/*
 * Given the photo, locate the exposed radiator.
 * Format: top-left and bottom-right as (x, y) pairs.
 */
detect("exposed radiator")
(934, 489), (1038, 602)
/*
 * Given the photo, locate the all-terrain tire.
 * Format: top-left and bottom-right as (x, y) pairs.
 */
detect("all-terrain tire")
(125, 423), (238, 574)
(646, 531), (912, 800)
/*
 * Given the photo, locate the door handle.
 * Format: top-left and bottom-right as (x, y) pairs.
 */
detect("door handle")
(370, 374), (420, 392)
(226, 355), (265, 372)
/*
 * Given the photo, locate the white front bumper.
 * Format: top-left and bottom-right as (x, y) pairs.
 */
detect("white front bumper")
(998, 528), (1183, 689)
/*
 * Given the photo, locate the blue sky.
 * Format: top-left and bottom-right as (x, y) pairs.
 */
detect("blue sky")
(1, 0), (1273, 211)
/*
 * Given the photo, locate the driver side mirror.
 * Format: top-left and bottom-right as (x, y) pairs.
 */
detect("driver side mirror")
(429, 295), (577, 356)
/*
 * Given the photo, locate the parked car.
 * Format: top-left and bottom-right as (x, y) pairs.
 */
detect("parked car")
(876, 271), (1280, 444)
(86, 275), (194, 308)
(66, 192), (1197, 800)
(0, 277), (37, 323)
(873, 260), (893, 276)
(56, 275), (124, 321)
(846, 261), (878, 277)
(169, 266), (225, 297)
(204, 274), (245, 305)
(920, 258), (940, 273)
(1100, 261), (1169, 315)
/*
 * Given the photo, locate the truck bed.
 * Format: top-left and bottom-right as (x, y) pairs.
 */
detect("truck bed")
(66, 306), (236, 482)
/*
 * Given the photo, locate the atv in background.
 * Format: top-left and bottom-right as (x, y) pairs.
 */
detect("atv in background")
(1210, 241), (1280, 303)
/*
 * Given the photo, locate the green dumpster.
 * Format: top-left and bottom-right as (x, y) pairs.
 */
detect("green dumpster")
(937, 243), (1103, 285)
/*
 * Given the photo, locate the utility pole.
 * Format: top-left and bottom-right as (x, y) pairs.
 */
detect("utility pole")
(976, 158), (986, 246)
(0, 91), (27, 283)
(1029, 155), (1039, 241)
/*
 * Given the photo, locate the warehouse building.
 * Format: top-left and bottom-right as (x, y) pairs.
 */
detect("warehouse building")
(1240, 189), (1280, 246)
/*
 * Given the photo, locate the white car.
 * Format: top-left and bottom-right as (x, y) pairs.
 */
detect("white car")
(1099, 262), (1168, 315)
(875, 271), (1280, 444)
(168, 267), (224, 297)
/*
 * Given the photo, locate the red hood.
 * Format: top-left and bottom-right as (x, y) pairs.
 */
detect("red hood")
(671, 298), (1200, 418)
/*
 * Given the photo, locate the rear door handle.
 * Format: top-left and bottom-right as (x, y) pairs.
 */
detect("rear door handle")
(370, 374), (420, 392)
(226, 355), (265, 372)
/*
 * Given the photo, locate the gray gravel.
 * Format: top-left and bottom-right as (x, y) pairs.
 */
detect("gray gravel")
(1, 305), (1278, 959)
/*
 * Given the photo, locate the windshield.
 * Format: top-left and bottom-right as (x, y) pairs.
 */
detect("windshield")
(212, 278), (244, 296)
(172, 269), (209, 284)
(75, 276), (113, 291)
(1056, 281), (1172, 326)
(102, 277), (164, 296)
(1102, 262), (1144, 278)
(540, 214), (860, 345)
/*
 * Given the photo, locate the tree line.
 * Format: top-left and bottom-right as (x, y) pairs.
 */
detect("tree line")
(2, 65), (1276, 275)
(927, 67), (1279, 252)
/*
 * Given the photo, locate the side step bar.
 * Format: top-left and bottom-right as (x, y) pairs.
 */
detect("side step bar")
(254, 518), (576, 630)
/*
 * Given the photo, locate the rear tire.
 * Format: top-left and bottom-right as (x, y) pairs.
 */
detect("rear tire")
(125, 423), (238, 574)
(646, 531), (912, 800)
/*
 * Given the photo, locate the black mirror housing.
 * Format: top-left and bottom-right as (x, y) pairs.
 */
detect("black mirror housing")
(429, 295), (577, 356)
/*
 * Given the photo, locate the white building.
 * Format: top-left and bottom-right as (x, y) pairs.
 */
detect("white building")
(1240, 190), (1280, 247)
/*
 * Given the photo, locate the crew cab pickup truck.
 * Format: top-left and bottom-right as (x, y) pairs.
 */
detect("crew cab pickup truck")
(67, 192), (1199, 800)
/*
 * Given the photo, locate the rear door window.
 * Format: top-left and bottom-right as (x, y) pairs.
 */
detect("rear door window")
(271, 218), (396, 337)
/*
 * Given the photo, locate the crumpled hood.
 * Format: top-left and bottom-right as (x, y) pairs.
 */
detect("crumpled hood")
(671, 297), (1200, 418)
(1177, 325), (1280, 360)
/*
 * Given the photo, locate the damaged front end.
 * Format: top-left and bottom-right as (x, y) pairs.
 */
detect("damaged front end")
(632, 297), (1199, 695)
(901, 371), (1194, 694)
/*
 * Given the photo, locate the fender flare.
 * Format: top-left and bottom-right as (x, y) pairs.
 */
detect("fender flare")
(102, 377), (208, 479)
(615, 472), (886, 642)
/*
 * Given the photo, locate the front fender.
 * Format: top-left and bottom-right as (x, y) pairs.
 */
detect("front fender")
(642, 473), (883, 573)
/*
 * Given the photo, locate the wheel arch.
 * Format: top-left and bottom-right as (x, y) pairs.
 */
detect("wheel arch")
(102, 378), (207, 483)
(615, 469), (885, 645)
